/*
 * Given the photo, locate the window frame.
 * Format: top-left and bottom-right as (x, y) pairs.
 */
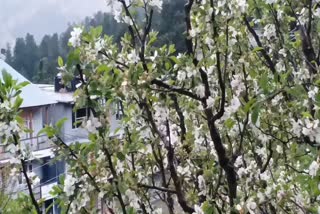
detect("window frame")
(72, 106), (89, 129)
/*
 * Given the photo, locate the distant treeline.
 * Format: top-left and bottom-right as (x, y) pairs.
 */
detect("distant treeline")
(3, 0), (185, 84)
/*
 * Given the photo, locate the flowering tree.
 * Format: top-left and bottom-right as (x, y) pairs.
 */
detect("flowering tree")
(0, 72), (42, 213)
(3, 0), (320, 213)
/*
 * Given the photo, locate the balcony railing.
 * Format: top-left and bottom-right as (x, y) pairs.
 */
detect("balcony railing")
(10, 180), (58, 201)
(0, 135), (53, 161)
(20, 134), (52, 151)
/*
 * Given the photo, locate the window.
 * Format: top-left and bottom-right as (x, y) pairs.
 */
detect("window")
(115, 102), (123, 120)
(72, 107), (88, 129)
(23, 117), (33, 139)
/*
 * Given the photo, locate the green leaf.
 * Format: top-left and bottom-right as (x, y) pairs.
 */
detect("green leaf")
(38, 126), (56, 138)
(117, 152), (126, 161)
(253, 46), (264, 52)
(97, 64), (111, 73)
(168, 44), (176, 54)
(15, 81), (30, 90)
(251, 104), (261, 124)
(2, 70), (13, 88)
(243, 98), (256, 113)
(56, 118), (68, 130)
(92, 26), (103, 38)
(302, 112), (312, 118)
(224, 118), (235, 129)
(13, 96), (23, 109)
(202, 201), (215, 214)
(259, 72), (269, 92)
(58, 56), (64, 67)
(45, 202), (54, 214)
(126, 207), (136, 214)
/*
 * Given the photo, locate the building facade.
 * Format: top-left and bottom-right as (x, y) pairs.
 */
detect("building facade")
(0, 59), (122, 213)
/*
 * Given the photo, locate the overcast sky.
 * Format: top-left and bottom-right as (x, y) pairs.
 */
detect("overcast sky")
(0, 0), (109, 48)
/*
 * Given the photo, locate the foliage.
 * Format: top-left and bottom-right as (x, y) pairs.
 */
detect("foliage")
(3, 0), (320, 213)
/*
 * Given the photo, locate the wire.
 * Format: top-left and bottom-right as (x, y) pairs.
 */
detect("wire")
(10, 172), (65, 195)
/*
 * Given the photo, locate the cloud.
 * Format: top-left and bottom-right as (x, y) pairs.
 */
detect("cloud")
(0, 0), (109, 48)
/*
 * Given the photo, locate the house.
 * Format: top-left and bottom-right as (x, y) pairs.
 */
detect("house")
(0, 59), (63, 213)
(0, 57), (129, 214)
(0, 59), (123, 213)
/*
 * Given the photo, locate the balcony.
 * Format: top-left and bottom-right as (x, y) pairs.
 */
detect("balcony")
(0, 134), (53, 161)
(21, 134), (52, 151)
(11, 180), (58, 201)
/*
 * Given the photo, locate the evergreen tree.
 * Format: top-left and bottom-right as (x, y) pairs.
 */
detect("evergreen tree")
(24, 33), (39, 81)
(5, 1), (186, 83)
(13, 38), (27, 78)
(4, 43), (13, 65)
(156, 0), (186, 52)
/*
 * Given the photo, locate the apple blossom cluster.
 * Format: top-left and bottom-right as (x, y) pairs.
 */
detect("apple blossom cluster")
(68, 27), (83, 48)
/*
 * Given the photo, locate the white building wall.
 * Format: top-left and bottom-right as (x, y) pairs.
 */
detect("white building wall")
(48, 103), (89, 143)
(32, 108), (43, 135)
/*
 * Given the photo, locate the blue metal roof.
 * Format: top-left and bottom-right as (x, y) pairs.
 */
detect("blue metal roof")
(0, 59), (57, 108)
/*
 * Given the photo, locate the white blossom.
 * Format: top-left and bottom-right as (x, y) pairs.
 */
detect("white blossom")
(95, 39), (105, 52)
(197, 175), (206, 196)
(265, 0), (277, 4)
(231, 74), (245, 96)
(263, 24), (276, 40)
(177, 165), (191, 177)
(276, 145), (283, 153)
(125, 189), (140, 209)
(234, 156), (243, 168)
(315, 8), (320, 17)
(309, 161), (319, 177)
(291, 119), (302, 137)
(229, 97), (241, 113)
(106, 0), (123, 22)
(236, 0), (248, 13)
(127, 50), (139, 63)
(64, 174), (77, 196)
(193, 204), (204, 214)
(85, 117), (102, 134)
(246, 200), (257, 214)
(206, 96), (215, 108)
(308, 87), (319, 101)
(177, 70), (187, 81)
(237, 167), (247, 178)
(277, 189), (286, 200)
(69, 27), (83, 47)
(279, 49), (287, 57)
(257, 192), (266, 203)
(195, 85), (206, 98)
(149, 0), (163, 11)
(261, 171), (271, 182)
(123, 16), (133, 25)
(189, 29), (197, 38)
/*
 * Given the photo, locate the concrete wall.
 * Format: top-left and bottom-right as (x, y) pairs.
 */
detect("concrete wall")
(48, 103), (89, 143)
(48, 102), (123, 142)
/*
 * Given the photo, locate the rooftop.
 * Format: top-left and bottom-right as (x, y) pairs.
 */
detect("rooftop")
(0, 59), (57, 108)
(37, 84), (74, 103)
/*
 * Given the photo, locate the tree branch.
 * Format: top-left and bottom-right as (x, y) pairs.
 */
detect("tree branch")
(151, 79), (201, 101)
(138, 183), (177, 194)
(12, 134), (41, 214)
(244, 16), (277, 74)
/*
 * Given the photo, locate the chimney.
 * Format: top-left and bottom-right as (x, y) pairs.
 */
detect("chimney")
(54, 73), (82, 92)
(54, 73), (64, 92)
